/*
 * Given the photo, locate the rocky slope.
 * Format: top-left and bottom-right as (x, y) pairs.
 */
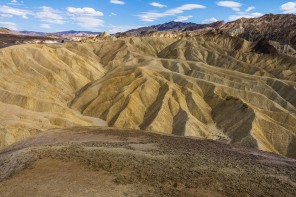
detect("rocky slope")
(0, 21), (295, 159)
(0, 127), (295, 196)
(0, 43), (107, 147)
(0, 28), (18, 35)
(220, 14), (296, 49)
(69, 36), (296, 158)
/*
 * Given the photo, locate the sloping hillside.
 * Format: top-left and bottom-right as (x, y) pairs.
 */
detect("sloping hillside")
(70, 36), (296, 158)
(0, 127), (295, 196)
(0, 43), (106, 147)
(220, 14), (296, 49)
(0, 33), (295, 158)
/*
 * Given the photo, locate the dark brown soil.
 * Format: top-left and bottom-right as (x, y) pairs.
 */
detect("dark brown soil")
(0, 127), (296, 197)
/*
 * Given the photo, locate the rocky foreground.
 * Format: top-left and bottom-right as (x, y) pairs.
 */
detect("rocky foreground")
(0, 127), (296, 197)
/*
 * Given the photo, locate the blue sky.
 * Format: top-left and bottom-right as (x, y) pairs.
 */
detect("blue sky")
(0, 0), (295, 33)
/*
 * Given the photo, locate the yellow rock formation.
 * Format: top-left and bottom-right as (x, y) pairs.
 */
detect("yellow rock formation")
(0, 43), (107, 147)
(0, 36), (295, 158)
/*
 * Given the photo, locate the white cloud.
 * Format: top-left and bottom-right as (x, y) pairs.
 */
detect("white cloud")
(217, 1), (242, 11)
(35, 7), (64, 24)
(245, 6), (255, 12)
(7, 0), (23, 6)
(223, 3), (260, 21)
(110, 0), (125, 5)
(139, 4), (206, 22)
(66, 7), (104, 29)
(40, 24), (51, 29)
(0, 21), (17, 30)
(74, 17), (104, 29)
(65, 7), (105, 30)
(108, 25), (142, 33)
(202, 18), (218, 24)
(217, 1), (241, 8)
(174, 15), (192, 22)
(229, 12), (263, 21)
(0, 14), (13, 18)
(109, 13), (117, 16)
(231, 6), (256, 16)
(67, 7), (103, 17)
(280, 2), (296, 13)
(0, 5), (30, 19)
(150, 2), (166, 8)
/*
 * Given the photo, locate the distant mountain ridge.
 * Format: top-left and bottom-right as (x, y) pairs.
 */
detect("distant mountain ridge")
(19, 30), (101, 37)
(0, 14), (295, 48)
(19, 31), (46, 36)
(123, 20), (225, 36)
(120, 14), (296, 49)
(54, 30), (101, 36)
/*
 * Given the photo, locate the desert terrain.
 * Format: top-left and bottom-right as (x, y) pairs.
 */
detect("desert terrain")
(0, 13), (295, 196)
(0, 34), (295, 158)
(0, 127), (296, 196)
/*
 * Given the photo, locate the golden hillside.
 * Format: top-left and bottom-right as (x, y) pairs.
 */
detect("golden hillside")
(0, 43), (107, 147)
(0, 35), (295, 158)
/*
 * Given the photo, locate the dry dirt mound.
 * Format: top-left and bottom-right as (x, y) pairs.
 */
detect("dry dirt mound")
(0, 127), (295, 197)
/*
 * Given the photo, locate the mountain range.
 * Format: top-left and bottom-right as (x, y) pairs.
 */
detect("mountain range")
(0, 13), (294, 50)
(19, 30), (101, 37)
(122, 20), (225, 36)
(120, 14), (296, 49)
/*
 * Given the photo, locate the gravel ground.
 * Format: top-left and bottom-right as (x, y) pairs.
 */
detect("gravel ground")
(0, 127), (296, 197)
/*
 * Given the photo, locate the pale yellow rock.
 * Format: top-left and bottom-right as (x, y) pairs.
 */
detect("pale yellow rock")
(0, 36), (296, 159)
(0, 43), (107, 148)
(70, 37), (296, 158)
